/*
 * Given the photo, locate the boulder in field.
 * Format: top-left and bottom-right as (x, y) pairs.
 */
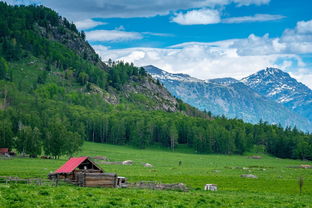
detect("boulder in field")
(144, 163), (153, 167)
(240, 174), (258, 179)
(122, 160), (133, 165)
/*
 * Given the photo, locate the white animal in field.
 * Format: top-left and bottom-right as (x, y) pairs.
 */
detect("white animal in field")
(204, 184), (217, 191)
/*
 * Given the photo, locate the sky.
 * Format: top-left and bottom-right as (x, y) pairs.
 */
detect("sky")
(4, 0), (312, 88)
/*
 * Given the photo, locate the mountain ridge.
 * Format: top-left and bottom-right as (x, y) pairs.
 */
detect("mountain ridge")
(242, 67), (312, 122)
(144, 65), (312, 132)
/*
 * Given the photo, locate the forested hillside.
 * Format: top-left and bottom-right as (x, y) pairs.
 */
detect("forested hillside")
(0, 2), (311, 160)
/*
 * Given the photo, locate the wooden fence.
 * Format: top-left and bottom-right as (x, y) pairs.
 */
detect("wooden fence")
(0, 176), (65, 186)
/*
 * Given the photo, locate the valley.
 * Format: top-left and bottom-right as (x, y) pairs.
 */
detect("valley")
(0, 142), (312, 207)
(0, 2), (312, 207)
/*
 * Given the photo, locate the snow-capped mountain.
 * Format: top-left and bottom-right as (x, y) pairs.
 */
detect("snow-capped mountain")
(242, 67), (312, 123)
(144, 65), (201, 82)
(144, 65), (312, 132)
(208, 78), (240, 85)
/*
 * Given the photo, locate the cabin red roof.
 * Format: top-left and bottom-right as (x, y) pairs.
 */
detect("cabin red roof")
(55, 157), (88, 173)
(0, 148), (9, 154)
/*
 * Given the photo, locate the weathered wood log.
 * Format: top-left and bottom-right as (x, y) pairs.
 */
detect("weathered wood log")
(84, 176), (116, 179)
(85, 181), (115, 185)
(84, 173), (117, 177)
(84, 178), (115, 181)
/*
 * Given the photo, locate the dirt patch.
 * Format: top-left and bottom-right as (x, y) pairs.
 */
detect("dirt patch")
(288, 164), (312, 169)
(129, 181), (188, 191)
(248, 155), (262, 159)
(91, 156), (109, 161)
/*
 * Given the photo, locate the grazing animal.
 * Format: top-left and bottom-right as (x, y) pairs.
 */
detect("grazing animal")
(41, 156), (51, 159)
(204, 184), (217, 191)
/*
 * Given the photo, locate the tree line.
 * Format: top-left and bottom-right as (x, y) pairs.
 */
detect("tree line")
(1, 80), (311, 160)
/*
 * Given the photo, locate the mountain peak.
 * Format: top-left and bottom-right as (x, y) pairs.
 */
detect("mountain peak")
(143, 65), (165, 75)
(265, 67), (282, 73)
(241, 67), (292, 87)
(242, 67), (312, 122)
(253, 67), (289, 79)
(144, 65), (202, 82)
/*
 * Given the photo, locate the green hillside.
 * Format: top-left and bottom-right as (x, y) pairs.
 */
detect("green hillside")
(0, 2), (312, 161)
(0, 142), (312, 207)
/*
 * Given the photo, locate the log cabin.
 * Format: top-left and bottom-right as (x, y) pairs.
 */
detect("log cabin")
(49, 156), (126, 188)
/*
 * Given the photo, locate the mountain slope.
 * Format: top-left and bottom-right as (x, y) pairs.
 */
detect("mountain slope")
(144, 65), (312, 131)
(242, 67), (312, 123)
(0, 2), (211, 116)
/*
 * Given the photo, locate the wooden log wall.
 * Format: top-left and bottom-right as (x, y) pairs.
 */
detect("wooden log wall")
(76, 173), (117, 188)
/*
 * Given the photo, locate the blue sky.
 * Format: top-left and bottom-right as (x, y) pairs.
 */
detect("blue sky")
(87, 0), (311, 49)
(3, 0), (312, 88)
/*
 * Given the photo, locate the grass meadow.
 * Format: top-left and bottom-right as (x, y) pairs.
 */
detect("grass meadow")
(0, 142), (312, 207)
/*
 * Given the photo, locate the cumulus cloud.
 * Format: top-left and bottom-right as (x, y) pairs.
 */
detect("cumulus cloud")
(172, 11), (285, 25)
(290, 68), (312, 89)
(281, 20), (312, 54)
(227, 19), (312, 56)
(74, 19), (106, 30)
(3, 0), (271, 20)
(94, 43), (312, 88)
(296, 20), (312, 33)
(172, 9), (221, 25)
(231, 34), (286, 55)
(93, 43), (298, 81)
(92, 19), (312, 88)
(85, 30), (142, 42)
(223, 14), (285, 23)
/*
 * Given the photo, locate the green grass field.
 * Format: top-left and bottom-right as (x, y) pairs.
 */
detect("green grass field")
(0, 142), (312, 207)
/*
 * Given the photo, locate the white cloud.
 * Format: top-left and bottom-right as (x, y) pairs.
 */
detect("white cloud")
(280, 20), (312, 54)
(233, 0), (270, 6)
(85, 30), (142, 42)
(74, 19), (106, 30)
(142, 32), (173, 37)
(93, 43), (298, 82)
(296, 20), (312, 33)
(228, 19), (312, 55)
(232, 34), (287, 55)
(92, 19), (312, 89)
(171, 10), (285, 25)
(172, 9), (221, 25)
(3, 0), (271, 20)
(84, 29), (172, 42)
(223, 14), (285, 23)
(290, 68), (312, 89)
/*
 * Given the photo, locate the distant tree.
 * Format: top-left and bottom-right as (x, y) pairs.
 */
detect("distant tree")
(37, 71), (48, 84)
(63, 130), (83, 157)
(169, 123), (178, 151)
(0, 57), (9, 80)
(16, 126), (41, 157)
(44, 118), (66, 158)
(0, 119), (13, 149)
(78, 72), (89, 85)
(44, 117), (82, 158)
(81, 31), (86, 40)
(64, 68), (74, 80)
